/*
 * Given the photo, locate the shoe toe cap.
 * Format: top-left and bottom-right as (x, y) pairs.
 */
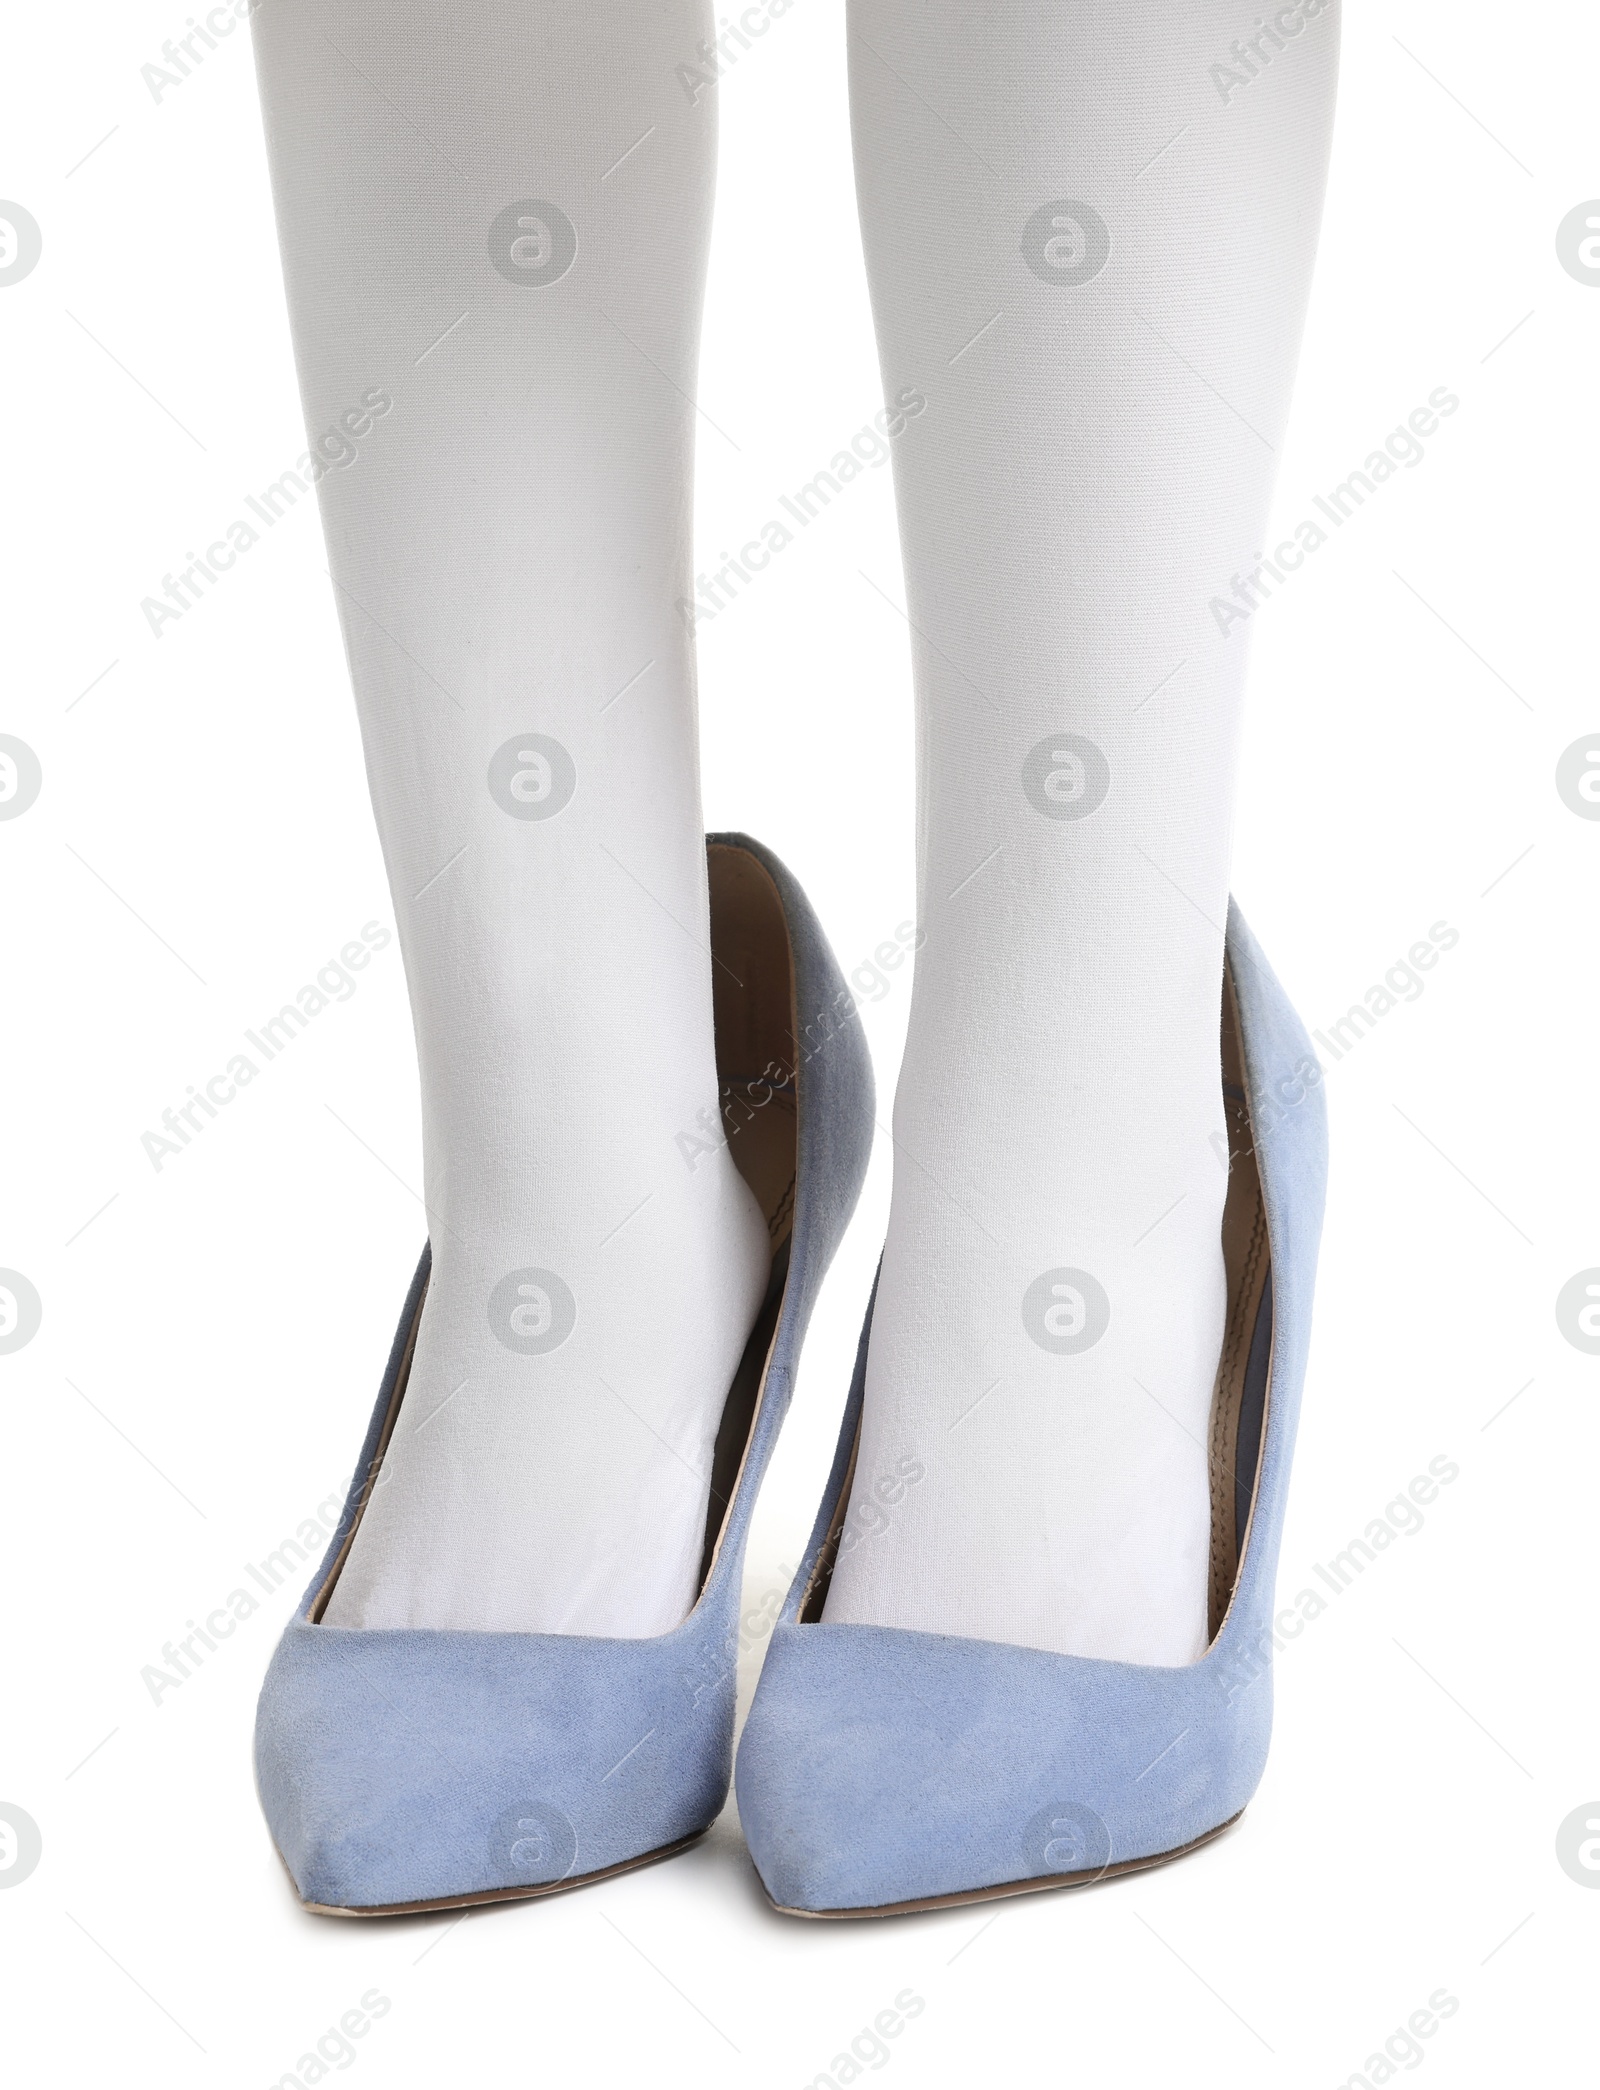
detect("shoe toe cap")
(257, 1618), (733, 1911)
(736, 1622), (1269, 1914)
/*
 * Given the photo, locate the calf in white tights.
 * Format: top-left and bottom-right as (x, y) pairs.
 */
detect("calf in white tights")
(825, 0), (1339, 1662)
(254, 0), (769, 1636)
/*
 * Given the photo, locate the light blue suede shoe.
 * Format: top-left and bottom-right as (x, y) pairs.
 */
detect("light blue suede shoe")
(255, 834), (873, 1914)
(735, 903), (1327, 1917)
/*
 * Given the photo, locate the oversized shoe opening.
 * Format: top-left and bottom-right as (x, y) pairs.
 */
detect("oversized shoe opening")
(1207, 963), (1273, 1643)
(706, 841), (799, 1256)
(694, 842), (802, 1590)
(797, 956), (1276, 1642)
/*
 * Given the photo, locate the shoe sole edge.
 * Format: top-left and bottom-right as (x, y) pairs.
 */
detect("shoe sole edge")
(295, 1828), (706, 1918)
(764, 1809), (1243, 1919)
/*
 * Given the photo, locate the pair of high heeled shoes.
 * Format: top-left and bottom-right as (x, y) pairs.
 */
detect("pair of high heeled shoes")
(255, 832), (1326, 1918)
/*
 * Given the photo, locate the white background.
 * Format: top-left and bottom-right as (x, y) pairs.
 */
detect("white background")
(3, 0), (1597, 2081)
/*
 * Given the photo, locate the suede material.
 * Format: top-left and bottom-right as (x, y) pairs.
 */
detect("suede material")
(254, 834), (874, 1910)
(734, 902), (1328, 1912)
